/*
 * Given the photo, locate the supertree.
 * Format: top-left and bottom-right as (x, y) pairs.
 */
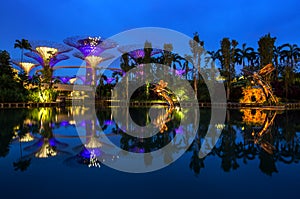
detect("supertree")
(12, 59), (39, 76)
(24, 40), (72, 85)
(118, 44), (162, 61)
(118, 43), (163, 98)
(64, 36), (117, 86)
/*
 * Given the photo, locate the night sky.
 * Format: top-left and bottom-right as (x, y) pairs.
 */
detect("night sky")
(1, 0), (300, 75)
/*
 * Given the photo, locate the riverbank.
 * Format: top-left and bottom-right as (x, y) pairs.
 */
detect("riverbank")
(1, 100), (300, 110)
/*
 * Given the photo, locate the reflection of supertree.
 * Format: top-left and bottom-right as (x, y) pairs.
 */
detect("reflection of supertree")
(25, 41), (71, 84)
(24, 108), (69, 158)
(12, 59), (39, 76)
(65, 118), (118, 168)
(64, 36), (117, 86)
(24, 129), (69, 158)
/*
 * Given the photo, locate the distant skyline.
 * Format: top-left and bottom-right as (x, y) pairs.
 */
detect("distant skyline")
(1, 0), (300, 75)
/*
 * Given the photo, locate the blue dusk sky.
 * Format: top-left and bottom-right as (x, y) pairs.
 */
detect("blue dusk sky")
(1, 0), (300, 75)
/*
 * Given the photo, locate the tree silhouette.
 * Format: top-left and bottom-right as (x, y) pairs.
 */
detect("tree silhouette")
(14, 39), (32, 64)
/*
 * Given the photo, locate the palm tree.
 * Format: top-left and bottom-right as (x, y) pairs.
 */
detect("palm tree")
(207, 50), (221, 83)
(273, 45), (283, 81)
(189, 32), (205, 99)
(280, 44), (300, 67)
(219, 38), (238, 101)
(236, 43), (255, 68)
(280, 43), (300, 100)
(14, 39), (32, 64)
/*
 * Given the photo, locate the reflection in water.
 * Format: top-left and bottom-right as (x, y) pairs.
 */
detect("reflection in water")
(153, 80), (175, 133)
(241, 108), (278, 154)
(24, 108), (69, 159)
(1, 107), (300, 176)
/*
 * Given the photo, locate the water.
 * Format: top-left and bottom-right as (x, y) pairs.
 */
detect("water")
(0, 107), (300, 198)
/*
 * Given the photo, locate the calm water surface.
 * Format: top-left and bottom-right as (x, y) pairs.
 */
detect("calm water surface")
(0, 107), (300, 199)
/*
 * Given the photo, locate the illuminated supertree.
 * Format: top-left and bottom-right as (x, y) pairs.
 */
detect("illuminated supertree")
(53, 76), (75, 84)
(118, 44), (162, 61)
(12, 59), (39, 76)
(24, 41), (72, 85)
(64, 36), (117, 86)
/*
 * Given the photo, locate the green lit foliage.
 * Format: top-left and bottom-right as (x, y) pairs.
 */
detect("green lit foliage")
(28, 88), (58, 103)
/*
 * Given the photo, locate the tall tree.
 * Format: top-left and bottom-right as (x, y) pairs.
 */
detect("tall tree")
(219, 38), (237, 101)
(236, 43), (255, 68)
(258, 33), (276, 68)
(14, 39), (32, 64)
(280, 43), (300, 99)
(273, 45), (283, 81)
(0, 50), (28, 102)
(189, 32), (204, 99)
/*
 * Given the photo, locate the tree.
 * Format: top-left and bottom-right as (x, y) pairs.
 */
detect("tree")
(258, 33), (276, 68)
(273, 45), (283, 81)
(0, 50), (28, 102)
(14, 39), (32, 64)
(279, 43), (300, 100)
(236, 43), (255, 68)
(189, 32), (205, 99)
(219, 38), (238, 101)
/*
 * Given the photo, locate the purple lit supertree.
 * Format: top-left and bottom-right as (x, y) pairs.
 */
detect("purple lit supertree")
(118, 44), (162, 83)
(64, 36), (117, 86)
(12, 59), (39, 76)
(53, 76), (75, 84)
(24, 40), (72, 84)
(118, 44), (162, 61)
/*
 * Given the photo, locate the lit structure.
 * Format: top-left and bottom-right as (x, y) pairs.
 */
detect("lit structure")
(53, 76), (74, 84)
(240, 86), (267, 104)
(153, 80), (175, 133)
(241, 64), (278, 104)
(241, 108), (278, 154)
(241, 108), (267, 126)
(25, 40), (72, 84)
(12, 59), (39, 76)
(64, 36), (117, 86)
(118, 45), (162, 60)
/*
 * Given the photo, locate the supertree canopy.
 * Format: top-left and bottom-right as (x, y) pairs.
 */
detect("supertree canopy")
(12, 59), (39, 75)
(73, 52), (114, 66)
(25, 41), (71, 67)
(24, 41), (72, 84)
(25, 52), (69, 68)
(64, 36), (117, 86)
(64, 36), (117, 57)
(118, 44), (162, 60)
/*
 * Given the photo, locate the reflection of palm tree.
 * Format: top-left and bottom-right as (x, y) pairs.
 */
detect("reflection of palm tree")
(13, 125), (34, 172)
(189, 141), (205, 175)
(259, 150), (278, 176)
(13, 158), (31, 171)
